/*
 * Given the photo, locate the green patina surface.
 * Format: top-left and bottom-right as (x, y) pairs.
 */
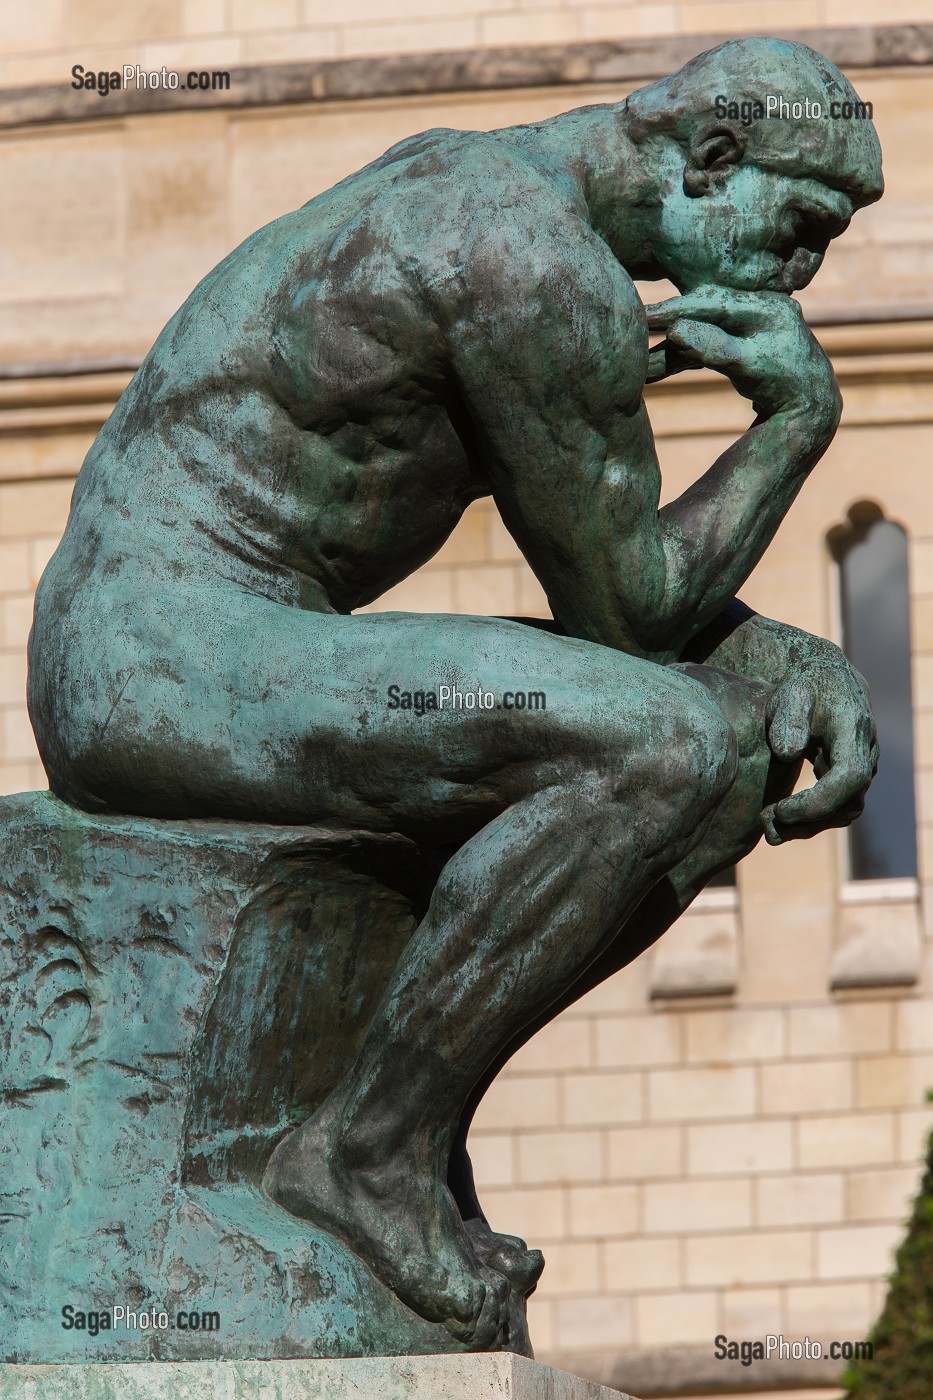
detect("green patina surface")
(0, 791), (484, 1361)
(4, 36), (884, 1360)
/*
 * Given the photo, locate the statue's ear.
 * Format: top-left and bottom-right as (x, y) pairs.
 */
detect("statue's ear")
(683, 123), (746, 196)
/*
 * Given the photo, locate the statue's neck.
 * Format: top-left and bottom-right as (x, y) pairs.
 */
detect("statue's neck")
(499, 106), (669, 279)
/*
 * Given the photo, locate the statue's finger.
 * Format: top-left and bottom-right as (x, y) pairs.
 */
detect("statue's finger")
(665, 319), (738, 369)
(644, 286), (765, 333)
(766, 683), (812, 761)
(645, 341), (698, 383)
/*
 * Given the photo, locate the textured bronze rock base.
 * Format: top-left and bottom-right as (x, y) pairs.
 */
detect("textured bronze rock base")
(0, 792), (531, 1363)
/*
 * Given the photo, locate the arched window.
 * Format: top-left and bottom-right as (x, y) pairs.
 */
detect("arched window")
(829, 504), (917, 881)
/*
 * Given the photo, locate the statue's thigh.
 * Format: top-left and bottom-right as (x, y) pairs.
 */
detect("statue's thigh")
(51, 589), (731, 828)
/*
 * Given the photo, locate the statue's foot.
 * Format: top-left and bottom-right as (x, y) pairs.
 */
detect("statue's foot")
(262, 1114), (510, 1348)
(463, 1218), (543, 1359)
(463, 1217), (544, 1296)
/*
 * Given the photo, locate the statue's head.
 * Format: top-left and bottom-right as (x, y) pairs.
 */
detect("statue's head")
(623, 38), (883, 292)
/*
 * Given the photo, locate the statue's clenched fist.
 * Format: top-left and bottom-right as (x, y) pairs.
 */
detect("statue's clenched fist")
(645, 287), (842, 435)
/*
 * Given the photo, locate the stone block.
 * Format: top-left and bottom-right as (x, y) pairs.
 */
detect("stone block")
(480, 10), (580, 46)
(788, 1003), (893, 1058)
(896, 1104), (933, 1163)
(0, 542), (29, 591)
(647, 1065), (755, 1122)
(182, 0), (226, 34)
(847, 1165), (922, 1223)
(0, 792), (539, 1363)
(427, 502), (492, 568)
(760, 1059), (854, 1115)
(0, 652), (27, 706)
(567, 1184), (639, 1239)
(797, 1111), (896, 1169)
(483, 1188), (568, 1246)
(580, 6), (679, 42)
(230, 0), (299, 32)
(643, 1177), (753, 1235)
(0, 132), (123, 309)
(562, 1072), (643, 1128)
(508, 1016), (593, 1074)
(473, 1073), (561, 1131)
(634, 1290), (718, 1348)
(740, 898), (836, 1006)
(721, 1286), (783, 1337)
(467, 1133), (517, 1189)
(244, 27), (341, 62)
(855, 1052), (933, 1109)
(831, 899), (922, 989)
(606, 1125), (682, 1181)
(358, 566), (457, 614)
(785, 1280), (875, 1336)
(0, 763), (44, 798)
(519, 1132), (605, 1187)
(453, 562), (522, 617)
(682, 1007), (784, 1064)
(682, 0), (822, 33)
(0, 706), (38, 763)
(124, 116), (229, 296)
(686, 1230), (814, 1288)
(648, 906), (738, 1000)
(602, 1238), (680, 1293)
(344, 17), (482, 58)
(0, 480), (74, 541)
(595, 1013), (681, 1069)
(553, 1296), (635, 1354)
(532, 1243), (602, 1300)
(756, 1172), (845, 1228)
(69, 0), (181, 46)
(0, 0), (66, 55)
(136, 34), (245, 71)
(816, 1223), (902, 1281)
(896, 998), (933, 1051)
(0, 1353), (636, 1399)
(687, 1120), (794, 1177)
(516, 567), (551, 617)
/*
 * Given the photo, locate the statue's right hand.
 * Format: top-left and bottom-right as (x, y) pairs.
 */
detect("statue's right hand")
(644, 287), (841, 434)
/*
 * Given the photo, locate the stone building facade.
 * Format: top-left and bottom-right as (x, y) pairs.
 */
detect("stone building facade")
(3, 6), (933, 1397)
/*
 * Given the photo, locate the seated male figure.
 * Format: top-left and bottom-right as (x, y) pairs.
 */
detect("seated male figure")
(29, 38), (882, 1348)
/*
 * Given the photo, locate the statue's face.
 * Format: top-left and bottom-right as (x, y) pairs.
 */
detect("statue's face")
(657, 159), (866, 294)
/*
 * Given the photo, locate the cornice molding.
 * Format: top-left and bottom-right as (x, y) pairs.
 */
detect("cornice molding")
(1, 22), (932, 131)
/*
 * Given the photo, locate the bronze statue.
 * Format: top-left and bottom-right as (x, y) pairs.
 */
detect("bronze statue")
(11, 37), (881, 1360)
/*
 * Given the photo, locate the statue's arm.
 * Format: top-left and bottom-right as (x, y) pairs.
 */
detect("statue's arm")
(449, 233), (840, 662)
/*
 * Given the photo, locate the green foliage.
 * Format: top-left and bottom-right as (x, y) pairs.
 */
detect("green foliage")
(845, 1126), (933, 1397)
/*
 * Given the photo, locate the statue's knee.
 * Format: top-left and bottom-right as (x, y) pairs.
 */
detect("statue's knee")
(658, 688), (739, 820)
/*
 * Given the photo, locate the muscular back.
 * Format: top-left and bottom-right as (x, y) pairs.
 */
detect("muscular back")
(45, 125), (646, 623)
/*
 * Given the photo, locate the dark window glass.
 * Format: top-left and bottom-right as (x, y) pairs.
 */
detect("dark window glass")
(836, 515), (917, 880)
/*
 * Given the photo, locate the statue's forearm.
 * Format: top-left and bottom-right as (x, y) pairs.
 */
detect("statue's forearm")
(655, 401), (838, 655)
(681, 598), (843, 686)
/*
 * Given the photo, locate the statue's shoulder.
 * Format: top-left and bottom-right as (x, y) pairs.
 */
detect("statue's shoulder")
(365, 125), (575, 216)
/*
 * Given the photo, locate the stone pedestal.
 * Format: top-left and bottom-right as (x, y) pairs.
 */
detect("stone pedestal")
(0, 1355), (636, 1399)
(0, 792), (532, 1363)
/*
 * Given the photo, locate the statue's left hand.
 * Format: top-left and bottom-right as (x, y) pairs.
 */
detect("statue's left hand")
(760, 649), (879, 844)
